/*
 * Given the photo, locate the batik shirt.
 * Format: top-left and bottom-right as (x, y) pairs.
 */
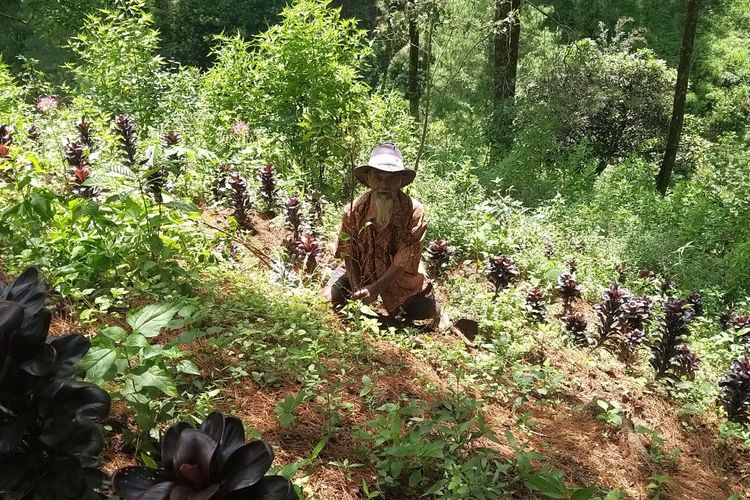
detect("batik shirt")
(334, 191), (429, 314)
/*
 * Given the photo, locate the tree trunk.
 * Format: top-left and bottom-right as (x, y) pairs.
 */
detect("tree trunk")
(493, 0), (522, 105)
(656, 0), (700, 195)
(408, 18), (420, 119)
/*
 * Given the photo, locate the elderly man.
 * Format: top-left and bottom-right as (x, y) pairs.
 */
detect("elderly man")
(322, 142), (440, 326)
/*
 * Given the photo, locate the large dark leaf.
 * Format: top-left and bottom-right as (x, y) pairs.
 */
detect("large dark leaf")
(168, 483), (220, 500)
(198, 411), (225, 443)
(20, 342), (57, 376)
(0, 452), (32, 490)
(134, 480), (178, 500)
(221, 440), (273, 493)
(17, 308), (51, 346)
(48, 334), (91, 374)
(0, 267), (47, 318)
(40, 417), (104, 457)
(0, 418), (26, 454)
(172, 429), (218, 490)
(162, 421), (192, 472)
(114, 466), (168, 499)
(237, 476), (299, 500)
(39, 455), (87, 499)
(0, 301), (23, 336)
(202, 413), (246, 475)
(39, 379), (111, 421)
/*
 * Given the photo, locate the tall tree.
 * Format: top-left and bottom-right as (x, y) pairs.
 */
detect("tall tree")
(656, 0), (701, 195)
(493, 0), (522, 105)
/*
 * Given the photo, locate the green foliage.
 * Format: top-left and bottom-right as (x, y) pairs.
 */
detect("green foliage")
(354, 392), (511, 499)
(68, 0), (165, 127)
(81, 301), (203, 448)
(0, 56), (23, 115)
(514, 26), (675, 186)
(206, 0), (374, 195)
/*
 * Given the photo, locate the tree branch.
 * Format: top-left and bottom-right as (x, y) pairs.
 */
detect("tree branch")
(0, 11), (30, 25)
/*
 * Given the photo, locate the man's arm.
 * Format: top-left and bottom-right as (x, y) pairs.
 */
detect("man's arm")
(344, 256), (363, 292)
(351, 262), (404, 303)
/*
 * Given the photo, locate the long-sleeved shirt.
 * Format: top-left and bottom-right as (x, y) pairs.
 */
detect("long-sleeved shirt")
(334, 191), (429, 314)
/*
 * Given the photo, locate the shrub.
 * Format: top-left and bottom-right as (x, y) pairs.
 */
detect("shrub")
(0, 56), (23, 115)
(245, 0), (372, 194)
(68, 0), (165, 127)
(517, 25), (675, 175)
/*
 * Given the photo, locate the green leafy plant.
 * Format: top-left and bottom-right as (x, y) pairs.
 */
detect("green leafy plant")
(80, 301), (202, 446)
(634, 425), (680, 465)
(354, 392), (510, 499)
(0, 268), (110, 499)
(113, 411), (297, 499)
(594, 400), (623, 428)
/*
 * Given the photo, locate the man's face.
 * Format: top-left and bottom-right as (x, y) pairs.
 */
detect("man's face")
(368, 169), (401, 197)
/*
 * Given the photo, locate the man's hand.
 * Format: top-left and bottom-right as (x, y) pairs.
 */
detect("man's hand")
(352, 285), (379, 304)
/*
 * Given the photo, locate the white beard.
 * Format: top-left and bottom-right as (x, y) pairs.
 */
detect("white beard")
(373, 191), (394, 228)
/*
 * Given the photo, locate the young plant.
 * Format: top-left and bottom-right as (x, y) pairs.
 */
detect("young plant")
(258, 163), (278, 213)
(556, 272), (581, 314)
(296, 233), (322, 273)
(230, 119), (252, 138)
(0, 268), (111, 499)
(163, 130), (185, 180)
(76, 116), (94, 148)
(566, 258), (578, 274)
(650, 298), (698, 381)
(113, 114), (138, 170)
(212, 162), (231, 201)
(228, 172), (253, 229)
(486, 255), (520, 294)
(685, 290), (704, 317)
(718, 358), (750, 425)
(426, 239), (455, 277)
(525, 287), (547, 323)
(594, 282), (630, 349)
(284, 196), (302, 240)
(561, 312), (589, 347)
(305, 194), (324, 229)
(113, 411), (297, 500)
(65, 139), (97, 198)
(543, 242), (556, 258)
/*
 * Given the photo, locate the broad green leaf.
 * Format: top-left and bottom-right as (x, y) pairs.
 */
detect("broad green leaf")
(129, 365), (177, 397)
(80, 346), (117, 382)
(127, 302), (182, 338)
(176, 360), (201, 375)
(523, 473), (567, 498)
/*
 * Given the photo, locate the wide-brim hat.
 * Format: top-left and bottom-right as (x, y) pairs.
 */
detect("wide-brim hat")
(353, 142), (416, 188)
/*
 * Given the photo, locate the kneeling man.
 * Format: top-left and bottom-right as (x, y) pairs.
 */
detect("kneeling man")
(322, 142), (440, 326)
